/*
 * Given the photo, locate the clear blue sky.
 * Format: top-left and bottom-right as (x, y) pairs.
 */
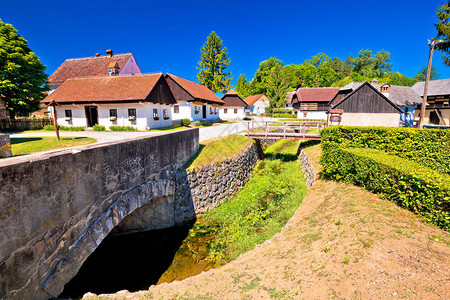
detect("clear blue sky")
(2, 0), (449, 86)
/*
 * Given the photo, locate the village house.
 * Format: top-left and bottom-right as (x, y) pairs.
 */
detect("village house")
(244, 94), (270, 116)
(48, 50), (142, 93)
(165, 74), (224, 122)
(329, 81), (414, 127)
(42, 73), (176, 130)
(219, 90), (248, 119)
(330, 80), (423, 127)
(412, 78), (450, 126)
(283, 91), (295, 109)
(292, 87), (339, 120)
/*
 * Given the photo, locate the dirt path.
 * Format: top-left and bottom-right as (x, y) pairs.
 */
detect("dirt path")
(86, 145), (450, 300)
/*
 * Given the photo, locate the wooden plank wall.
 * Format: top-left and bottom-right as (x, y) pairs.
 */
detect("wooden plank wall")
(336, 85), (399, 113)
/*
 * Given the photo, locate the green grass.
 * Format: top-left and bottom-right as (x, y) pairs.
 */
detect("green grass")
(265, 139), (300, 161)
(149, 124), (188, 132)
(10, 137), (96, 156)
(187, 135), (254, 169)
(202, 140), (307, 265)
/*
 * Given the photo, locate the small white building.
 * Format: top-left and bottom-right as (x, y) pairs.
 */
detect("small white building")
(220, 90), (248, 119)
(165, 74), (224, 122)
(244, 94), (270, 116)
(43, 73), (176, 130)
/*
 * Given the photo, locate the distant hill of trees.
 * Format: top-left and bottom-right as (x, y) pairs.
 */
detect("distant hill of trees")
(235, 50), (439, 99)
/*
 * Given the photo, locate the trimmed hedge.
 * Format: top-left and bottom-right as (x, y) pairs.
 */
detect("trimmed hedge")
(321, 126), (450, 175)
(273, 108), (293, 114)
(321, 147), (450, 230)
(274, 113), (297, 118)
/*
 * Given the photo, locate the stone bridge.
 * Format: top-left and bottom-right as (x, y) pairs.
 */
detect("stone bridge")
(0, 129), (199, 299)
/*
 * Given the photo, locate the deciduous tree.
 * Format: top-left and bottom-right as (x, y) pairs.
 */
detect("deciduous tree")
(196, 31), (232, 93)
(0, 19), (49, 117)
(435, 1), (450, 66)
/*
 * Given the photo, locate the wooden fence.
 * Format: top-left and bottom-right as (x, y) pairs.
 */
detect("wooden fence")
(0, 119), (52, 132)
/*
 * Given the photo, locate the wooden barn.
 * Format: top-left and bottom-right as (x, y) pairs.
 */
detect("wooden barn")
(331, 81), (403, 127)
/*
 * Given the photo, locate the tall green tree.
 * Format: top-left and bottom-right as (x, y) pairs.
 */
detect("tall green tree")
(266, 64), (289, 108)
(236, 74), (251, 98)
(250, 57), (284, 94)
(414, 66), (440, 82)
(0, 19), (49, 117)
(196, 31), (232, 93)
(435, 1), (450, 66)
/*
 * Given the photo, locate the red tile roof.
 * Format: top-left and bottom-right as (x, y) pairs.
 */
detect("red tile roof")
(48, 53), (134, 83)
(244, 94), (265, 106)
(43, 74), (168, 103)
(295, 88), (339, 103)
(165, 74), (224, 104)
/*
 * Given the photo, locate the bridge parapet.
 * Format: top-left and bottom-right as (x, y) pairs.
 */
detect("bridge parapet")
(0, 129), (198, 299)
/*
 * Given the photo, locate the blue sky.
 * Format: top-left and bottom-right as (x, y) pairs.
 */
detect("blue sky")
(2, 0), (449, 86)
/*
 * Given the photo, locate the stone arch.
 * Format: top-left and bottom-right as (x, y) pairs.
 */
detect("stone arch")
(42, 179), (176, 297)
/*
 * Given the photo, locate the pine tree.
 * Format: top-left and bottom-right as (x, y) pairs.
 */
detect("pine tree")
(0, 19), (49, 117)
(196, 31), (232, 93)
(236, 74), (250, 98)
(435, 1), (450, 66)
(266, 64), (289, 108)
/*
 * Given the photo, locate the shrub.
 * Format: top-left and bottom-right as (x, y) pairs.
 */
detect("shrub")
(320, 126), (450, 175)
(43, 125), (85, 131)
(273, 113), (296, 118)
(43, 125), (54, 131)
(109, 125), (137, 131)
(181, 118), (191, 126)
(265, 107), (272, 116)
(243, 117), (253, 121)
(321, 147), (450, 230)
(273, 108), (293, 114)
(93, 124), (106, 131)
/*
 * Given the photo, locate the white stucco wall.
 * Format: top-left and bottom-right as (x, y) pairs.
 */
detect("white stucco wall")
(171, 101), (220, 122)
(248, 100), (269, 115)
(340, 113), (400, 127)
(220, 107), (245, 119)
(55, 103), (173, 130)
(297, 111), (328, 120)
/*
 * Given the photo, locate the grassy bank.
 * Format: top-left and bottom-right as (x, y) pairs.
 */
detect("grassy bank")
(187, 135), (254, 169)
(10, 137), (96, 156)
(157, 139), (308, 284)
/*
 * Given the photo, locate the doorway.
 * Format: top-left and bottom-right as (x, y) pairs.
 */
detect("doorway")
(202, 105), (206, 119)
(85, 106), (99, 127)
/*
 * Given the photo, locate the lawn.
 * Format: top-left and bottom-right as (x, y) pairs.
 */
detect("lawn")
(10, 137), (97, 156)
(186, 135), (254, 169)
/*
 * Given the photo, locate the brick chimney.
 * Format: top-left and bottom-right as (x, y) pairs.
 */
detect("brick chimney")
(106, 49), (113, 58)
(95, 53), (100, 57)
(372, 78), (378, 84)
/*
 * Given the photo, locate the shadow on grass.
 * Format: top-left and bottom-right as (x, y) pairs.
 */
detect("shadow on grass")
(183, 144), (206, 169)
(10, 137), (43, 145)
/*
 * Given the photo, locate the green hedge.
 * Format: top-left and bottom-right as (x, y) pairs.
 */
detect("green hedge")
(109, 125), (137, 131)
(321, 126), (450, 175)
(273, 108), (293, 114)
(322, 147), (450, 230)
(274, 113), (297, 118)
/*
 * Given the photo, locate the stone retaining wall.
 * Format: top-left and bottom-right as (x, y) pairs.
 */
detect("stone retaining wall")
(175, 142), (258, 214)
(298, 149), (315, 188)
(0, 134), (12, 158)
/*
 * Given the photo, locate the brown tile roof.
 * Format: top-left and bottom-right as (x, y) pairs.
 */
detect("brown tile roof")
(295, 87), (339, 103)
(43, 73), (169, 104)
(48, 53), (134, 83)
(244, 94), (265, 106)
(165, 74), (224, 104)
(221, 90), (248, 107)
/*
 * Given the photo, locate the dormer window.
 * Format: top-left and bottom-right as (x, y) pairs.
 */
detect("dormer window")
(108, 61), (119, 75)
(381, 84), (390, 93)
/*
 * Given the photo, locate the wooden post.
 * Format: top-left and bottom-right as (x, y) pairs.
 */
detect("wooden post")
(47, 100), (60, 141)
(265, 122), (268, 139)
(419, 40), (441, 128)
(284, 122), (286, 139)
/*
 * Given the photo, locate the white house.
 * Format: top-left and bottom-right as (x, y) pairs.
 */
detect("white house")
(219, 90), (248, 119)
(165, 74), (224, 122)
(42, 73), (176, 130)
(244, 94), (270, 116)
(48, 49), (142, 93)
